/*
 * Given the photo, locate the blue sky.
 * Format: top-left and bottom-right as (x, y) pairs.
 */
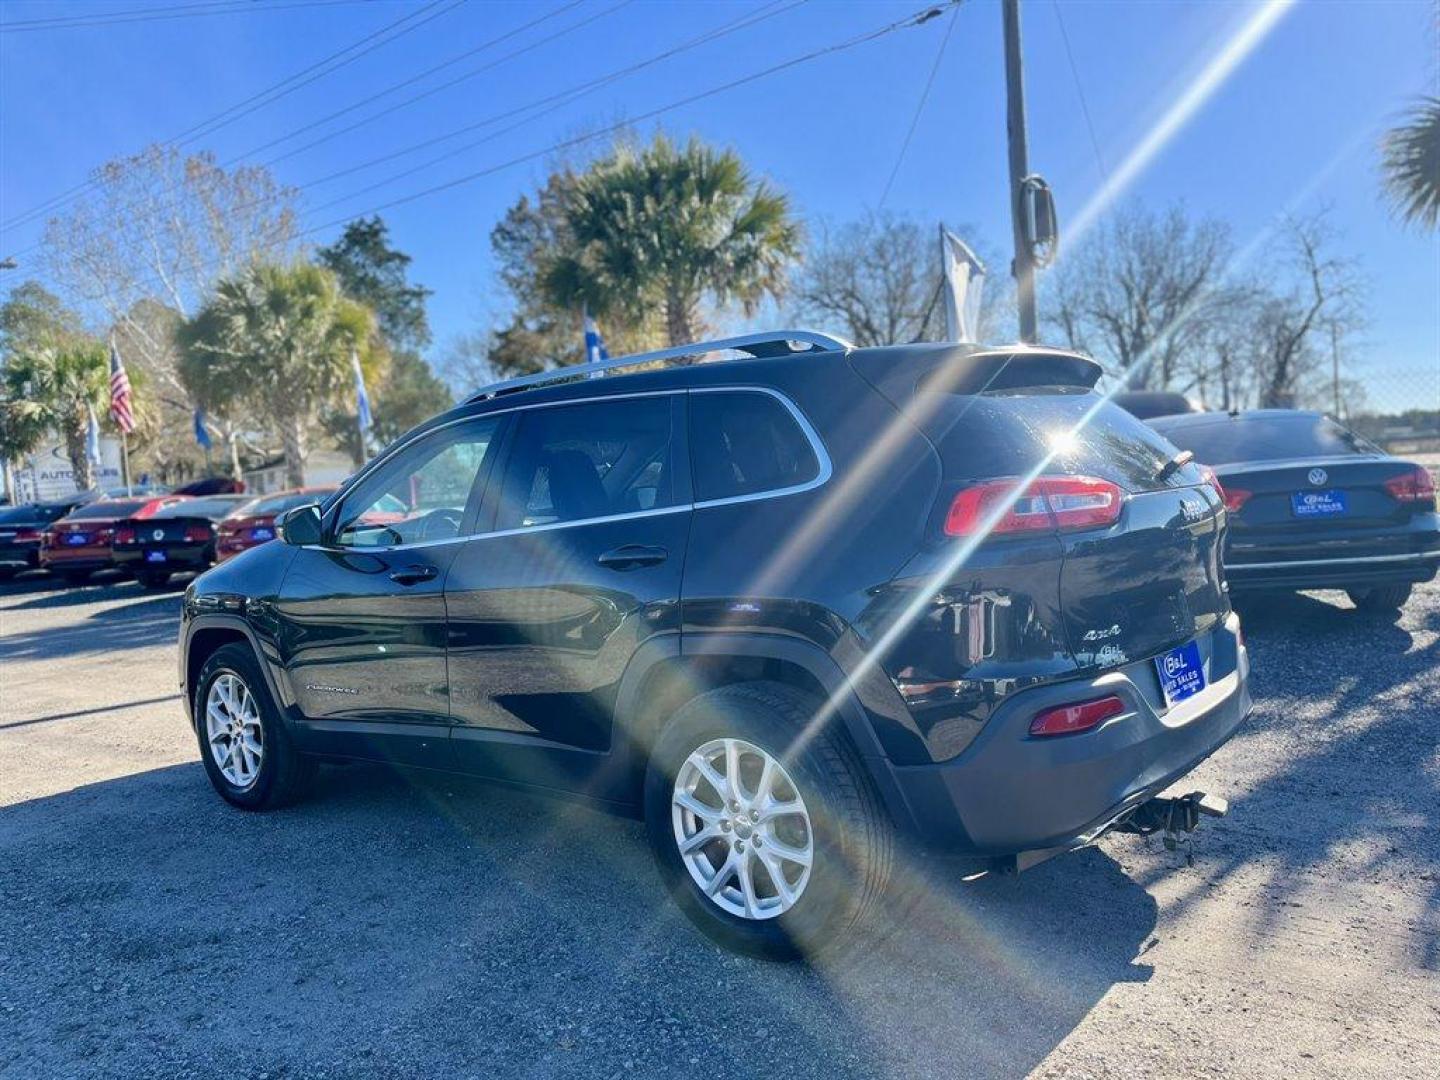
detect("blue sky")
(2, 0), (1436, 406)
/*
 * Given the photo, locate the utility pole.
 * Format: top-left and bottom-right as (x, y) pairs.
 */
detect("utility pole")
(1002, 0), (1037, 343)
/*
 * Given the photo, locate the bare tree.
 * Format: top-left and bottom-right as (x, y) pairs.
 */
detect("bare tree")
(1045, 204), (1232, 388)
(791, 213), (1000, 346)
(1249, 214), (1363, 409)
(41, 145), (301, 477)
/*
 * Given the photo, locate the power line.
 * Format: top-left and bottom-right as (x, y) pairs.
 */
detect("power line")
(299, 0), (805, 215)
(0, 0), (462, 237)
(234, 0), (598, 167)
(1050, 0), (1108, 182)
(301, 1), (963, 239)
(298, 0), (802, 197)
(877, 1), (960, 209)
(0, 0), (374, 34)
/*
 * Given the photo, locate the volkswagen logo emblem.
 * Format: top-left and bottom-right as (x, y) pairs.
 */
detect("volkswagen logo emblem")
(152, 529), (165, 541)
(1308, 467), (1328, 487)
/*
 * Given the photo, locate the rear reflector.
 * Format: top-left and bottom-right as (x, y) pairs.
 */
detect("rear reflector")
(1383, 467), (1437, 508)
(1029, 694), (1126, 737)
(944, 475), (1123, 537)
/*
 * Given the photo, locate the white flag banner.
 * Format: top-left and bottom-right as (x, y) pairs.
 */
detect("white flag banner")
(940, 226), (986, 343)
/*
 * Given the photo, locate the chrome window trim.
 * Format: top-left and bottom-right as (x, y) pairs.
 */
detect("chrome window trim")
(312, 385), (831, 552)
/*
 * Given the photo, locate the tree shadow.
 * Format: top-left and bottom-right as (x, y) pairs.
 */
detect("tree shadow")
(1136, 588), (1440, 969)
(0, 591), (181, 662)
(0, 761), (1157, 1079)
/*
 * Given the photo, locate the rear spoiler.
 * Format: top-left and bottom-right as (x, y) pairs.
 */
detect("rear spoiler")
(847, 343), (1103, 407)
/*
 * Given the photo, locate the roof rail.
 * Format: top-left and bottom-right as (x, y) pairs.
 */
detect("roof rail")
(465, 329), (853, 402)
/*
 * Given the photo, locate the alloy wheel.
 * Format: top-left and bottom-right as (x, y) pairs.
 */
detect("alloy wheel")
(205, 672), (263, 790)
(671, 737), (813, 920)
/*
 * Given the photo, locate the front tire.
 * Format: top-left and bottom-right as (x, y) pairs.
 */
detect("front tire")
(1347, 583), (1412, 613)
(644, 681), (892, 960)
(194, 643), (315, 810)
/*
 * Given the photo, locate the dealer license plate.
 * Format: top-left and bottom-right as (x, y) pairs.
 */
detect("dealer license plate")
(145, 550), (167, 563)
(1155, 641), (1206, 708)
(1292, 489), (1347, 518)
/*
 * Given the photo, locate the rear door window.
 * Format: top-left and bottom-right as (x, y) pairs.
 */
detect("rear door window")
(689, 390), (821, 502)
(496, 396), (679, 529)
(920, 387), (1196, 492)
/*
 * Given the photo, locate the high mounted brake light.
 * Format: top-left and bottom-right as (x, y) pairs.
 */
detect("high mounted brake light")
(943, 475), (1123, 537)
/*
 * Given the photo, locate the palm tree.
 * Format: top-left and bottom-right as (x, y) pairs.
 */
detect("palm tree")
(178, 262), (384, 486)
(1381, 96), (1440, 231)
(543, 134), (802, 347)
(0, 339), (110, 491)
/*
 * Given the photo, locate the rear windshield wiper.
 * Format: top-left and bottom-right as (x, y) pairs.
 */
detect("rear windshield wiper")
(1155, 450), (1194, 483)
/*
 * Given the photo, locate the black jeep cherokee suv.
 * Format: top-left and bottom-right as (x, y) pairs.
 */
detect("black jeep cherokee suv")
(180, 332), (1251, 958)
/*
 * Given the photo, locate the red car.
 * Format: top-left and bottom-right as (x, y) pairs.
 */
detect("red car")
(40, 495), (189, 585)
(215, 487), (336, 563)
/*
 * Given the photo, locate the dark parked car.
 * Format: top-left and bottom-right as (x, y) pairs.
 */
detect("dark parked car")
(114, 494), (252, 588)
(1149, 410), (1440, 612)
(215, 487), (337, 563)
(41, 495), (189, 584)
(180, 332), (1249, 958)
(0, 497), (90, 579)
(1113, 390), (1201, 420)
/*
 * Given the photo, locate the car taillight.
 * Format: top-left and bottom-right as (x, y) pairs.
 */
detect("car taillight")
(1383, 466), (1437, 509)
(944, 475), (1123, 537)
(1221, 487), (1252, 514)
(94, 528), (113, 544)
(15, 528), (42, 541)
(184, 525), (212, 542)
(1029, 694), (1126, 737)
(114, 527), (136, 545)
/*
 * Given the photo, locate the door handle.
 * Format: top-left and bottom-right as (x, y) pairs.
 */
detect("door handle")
(389, 564), (438, 585)
(596, 545), (668, 571)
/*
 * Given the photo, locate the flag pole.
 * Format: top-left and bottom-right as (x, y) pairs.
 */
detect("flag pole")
(121, 431), (132, 496)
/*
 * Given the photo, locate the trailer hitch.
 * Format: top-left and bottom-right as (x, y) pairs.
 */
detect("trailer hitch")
(1116, 791), (1228, 864)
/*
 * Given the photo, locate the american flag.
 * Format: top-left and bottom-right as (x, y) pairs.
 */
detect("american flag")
(108, 340), (135, 434)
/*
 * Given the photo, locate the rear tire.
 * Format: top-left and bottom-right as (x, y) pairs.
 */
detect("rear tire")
(194, 642), (316, 810)
(1347, 583), (1412, 613)
(57, 570), (91, 587)
(0, 567), (17, 581)
(644, 681), (892, 960)
(135, 569), (171, 589)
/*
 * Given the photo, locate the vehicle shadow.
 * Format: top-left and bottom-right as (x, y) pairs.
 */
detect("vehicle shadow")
(0, 761), (1157, 1079)
(0, 591), (182, 662)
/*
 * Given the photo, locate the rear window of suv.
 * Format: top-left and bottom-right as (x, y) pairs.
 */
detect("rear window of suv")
(1152, 414), (1378, 465)
(920, 387), (1195, 492)
(689, 391), (821, 502)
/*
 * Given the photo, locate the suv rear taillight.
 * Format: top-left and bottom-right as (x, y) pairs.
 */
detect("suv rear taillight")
(1220, 486), (1252, 514)
(1029, 694), (1126, 737)
(944, 476), (1123, 537)
(1383, 467), (1437, 509)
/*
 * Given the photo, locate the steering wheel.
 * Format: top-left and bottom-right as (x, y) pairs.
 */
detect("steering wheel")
(415, 507), (463, 543)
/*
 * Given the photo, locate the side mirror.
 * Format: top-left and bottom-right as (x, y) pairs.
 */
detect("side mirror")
(277, 503), (323, 547)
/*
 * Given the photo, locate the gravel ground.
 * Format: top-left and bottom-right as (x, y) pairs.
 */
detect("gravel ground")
(1, 571), (1437, 1079)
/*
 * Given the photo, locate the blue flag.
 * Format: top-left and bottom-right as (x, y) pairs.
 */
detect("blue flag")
(352, 349), (373, 435)
(194, 409), (213, 450)
(583, 309), (609, 365)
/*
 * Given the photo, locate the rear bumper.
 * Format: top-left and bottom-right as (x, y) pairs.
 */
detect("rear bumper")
(880, 614), (1251, 855)
(1226, 549), (1440, 591)
(0, 543), (41, 568)
(114, 544), (212, 573)
(38, 549), (114, 572)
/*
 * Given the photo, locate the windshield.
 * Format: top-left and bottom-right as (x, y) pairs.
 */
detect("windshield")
(154, 496), (246, 518)
(1153, 414), (1381, 465)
